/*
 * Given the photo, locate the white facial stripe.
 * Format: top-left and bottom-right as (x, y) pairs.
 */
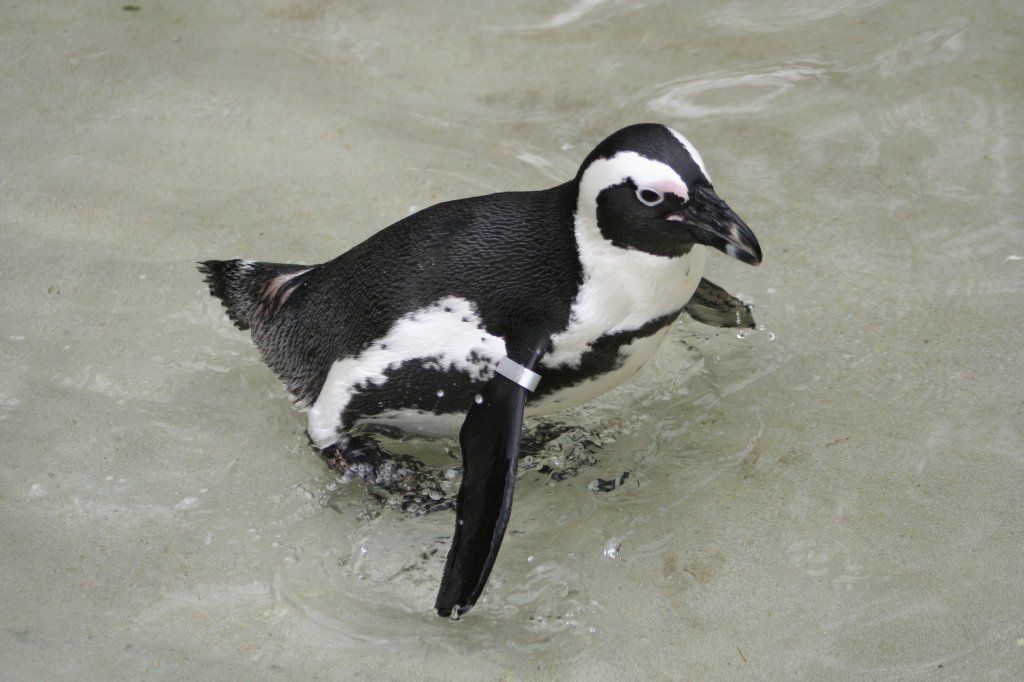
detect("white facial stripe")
(667, 127), (711, 184)
(579, 151), (689, 203)
(307, 297), (506, 447)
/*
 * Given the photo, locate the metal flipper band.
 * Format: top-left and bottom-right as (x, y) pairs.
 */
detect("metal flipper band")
(495, 356), (541, 392)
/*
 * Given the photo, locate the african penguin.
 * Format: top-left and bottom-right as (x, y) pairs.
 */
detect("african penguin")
(199, 123), (762, 618)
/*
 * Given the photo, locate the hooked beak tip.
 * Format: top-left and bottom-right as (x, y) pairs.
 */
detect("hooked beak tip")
(725, 239), (762, 266)
(688, 185), (762, 266)
(720, 217), (762, 265)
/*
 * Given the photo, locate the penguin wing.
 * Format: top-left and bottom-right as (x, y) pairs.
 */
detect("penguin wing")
(434, 338), (548, 618)
(683, 277), (756, 329)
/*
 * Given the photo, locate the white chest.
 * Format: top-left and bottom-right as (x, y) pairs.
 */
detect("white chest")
(528, 325), (674, 416)
(532, 209), (707, 412)
(544, 242), (706, 370)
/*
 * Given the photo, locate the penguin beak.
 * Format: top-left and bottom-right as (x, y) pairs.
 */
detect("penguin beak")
(671, 185), (762, 266)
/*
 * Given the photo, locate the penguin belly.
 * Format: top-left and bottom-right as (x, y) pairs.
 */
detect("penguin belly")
(337, 327), (678, 441)
(304, 307), (676, 442)
(526, 325), (673, 416)
(307, 297), (506, 446)
(528, 246), (706, 416)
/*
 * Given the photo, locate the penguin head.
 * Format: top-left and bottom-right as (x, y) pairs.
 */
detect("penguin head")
(575, 123), (761, 265)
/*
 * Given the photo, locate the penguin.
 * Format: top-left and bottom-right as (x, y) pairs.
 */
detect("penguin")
(198, 123), (762, 618)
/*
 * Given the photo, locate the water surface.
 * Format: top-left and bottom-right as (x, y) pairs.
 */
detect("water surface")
(2, 0), (1022, 679)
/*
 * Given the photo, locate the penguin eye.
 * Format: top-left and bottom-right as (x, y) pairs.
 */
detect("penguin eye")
(635, 187), (664, 207)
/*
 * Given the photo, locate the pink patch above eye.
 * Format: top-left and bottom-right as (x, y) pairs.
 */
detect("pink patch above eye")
(650, 179), (689, 200)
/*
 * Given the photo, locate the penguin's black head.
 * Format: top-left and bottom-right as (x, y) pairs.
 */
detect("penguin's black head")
(575, 123), (761, 265)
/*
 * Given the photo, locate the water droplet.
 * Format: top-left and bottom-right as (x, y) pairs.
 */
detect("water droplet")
(767, 332), (776, 341)
(474, 394), (484, 404)
(736, 331), (746, 339)
(436, 389), (445, 398)
(603, 538), (621, 559)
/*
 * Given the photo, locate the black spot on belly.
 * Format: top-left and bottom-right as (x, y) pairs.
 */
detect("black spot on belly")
(341, 358), (492, 427)
(532, 309), (682, 401)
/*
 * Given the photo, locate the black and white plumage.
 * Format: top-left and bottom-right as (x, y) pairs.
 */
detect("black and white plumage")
(199, 123), (762, 618)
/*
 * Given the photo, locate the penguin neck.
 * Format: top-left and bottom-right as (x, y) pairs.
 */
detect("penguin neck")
(542, 206), (706, 368)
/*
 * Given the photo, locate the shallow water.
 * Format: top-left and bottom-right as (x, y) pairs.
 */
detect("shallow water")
(2, 0), (1022, 679)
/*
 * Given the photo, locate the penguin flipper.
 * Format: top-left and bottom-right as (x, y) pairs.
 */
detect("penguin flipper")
(684, 277), (756, 329)
(434, 344), (545, 618)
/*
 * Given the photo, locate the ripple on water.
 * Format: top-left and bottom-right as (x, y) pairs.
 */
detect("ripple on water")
(786, 536), (872, 594)
(495, 0), (622, 32)
(271, 468), (602, 651)
(646, 63), (827, 120)
(273, 540), (601, 653)
(705, 0), (893, 32)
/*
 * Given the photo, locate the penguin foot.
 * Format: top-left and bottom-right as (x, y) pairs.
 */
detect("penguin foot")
(319, 436), (420, 488)
(318, 437), (454, 515)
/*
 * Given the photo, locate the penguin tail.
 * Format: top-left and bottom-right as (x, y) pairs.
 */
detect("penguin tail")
(197, 259), (311, 331)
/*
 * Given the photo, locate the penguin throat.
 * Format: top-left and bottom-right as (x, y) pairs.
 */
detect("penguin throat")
(544, 209), (706, 369)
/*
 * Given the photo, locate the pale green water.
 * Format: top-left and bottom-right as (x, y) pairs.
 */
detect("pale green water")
(2, 1), (1022, 680)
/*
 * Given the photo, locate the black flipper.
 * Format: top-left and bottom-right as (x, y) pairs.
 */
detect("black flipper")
(684, 277), (756, 329)
(434, 343), (546, 618)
